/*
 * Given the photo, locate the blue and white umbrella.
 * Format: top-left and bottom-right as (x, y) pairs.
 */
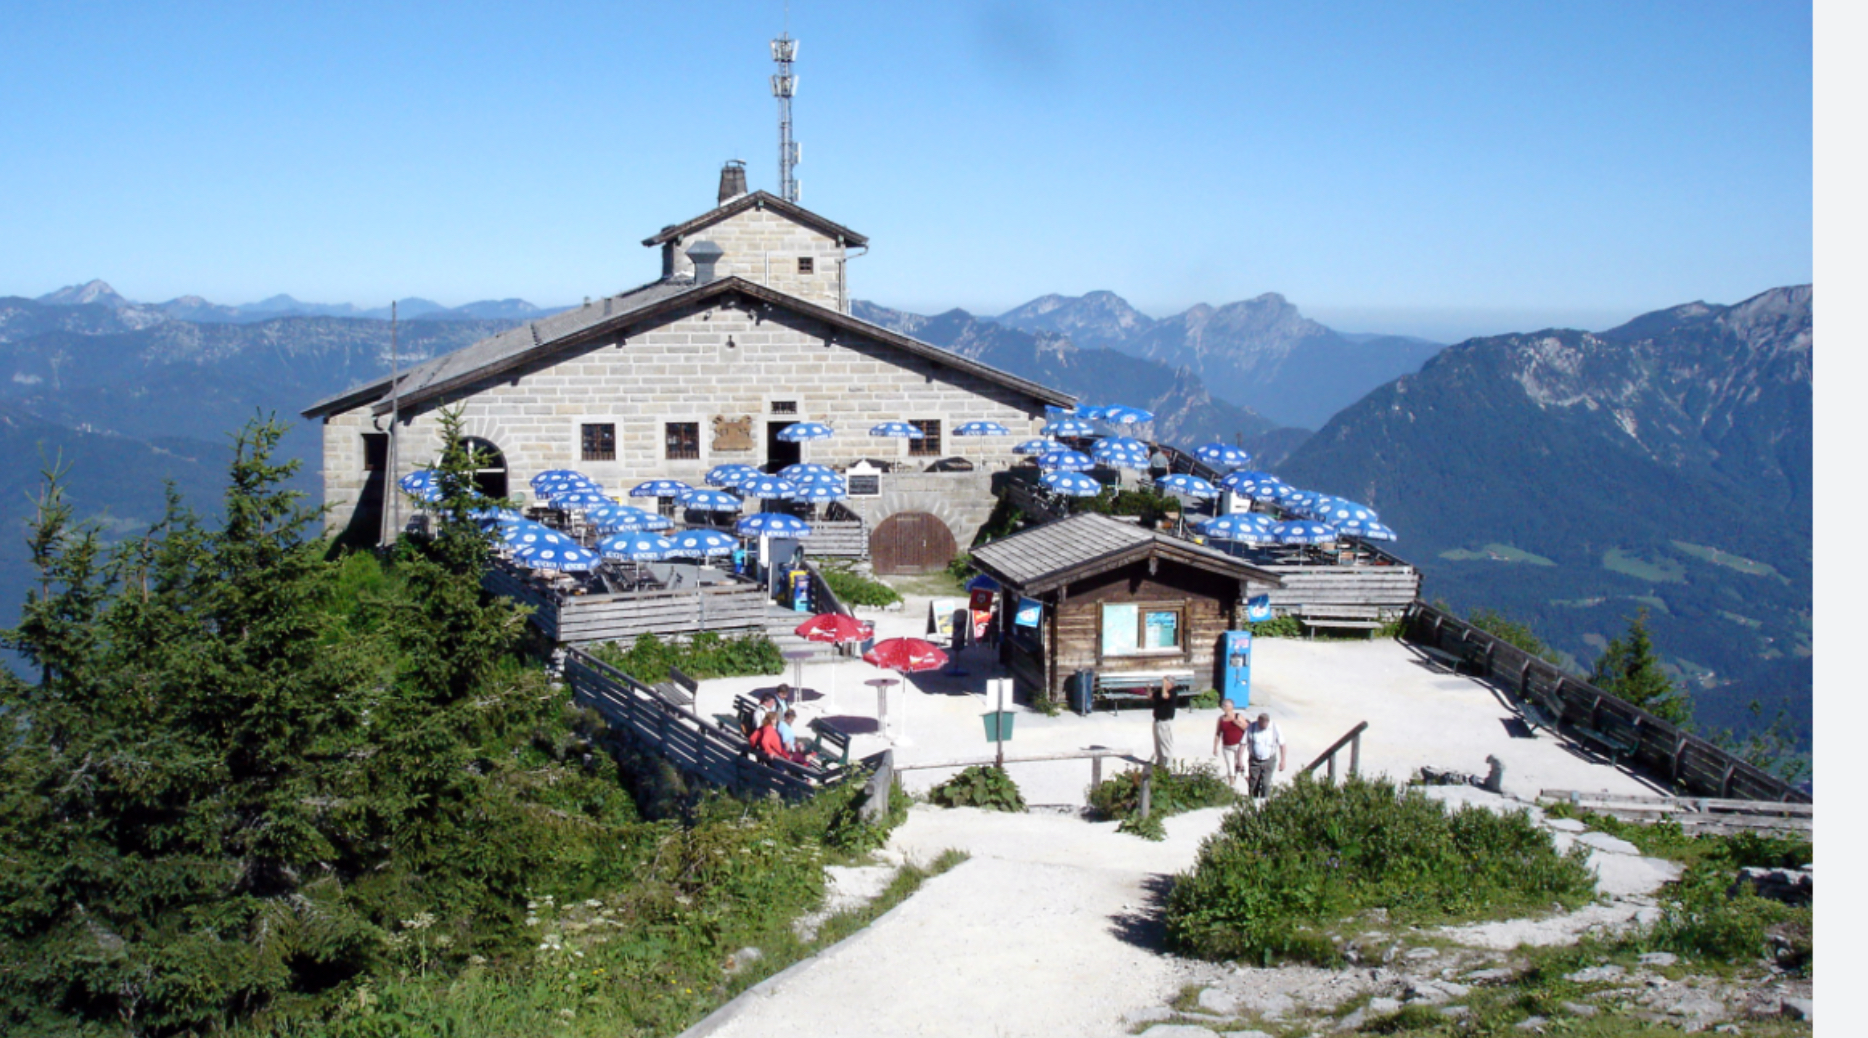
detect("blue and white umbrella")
(1279, 488), (1324, 514)
(1155, 473), (1219, 499)
(1098, 436), (1150, 454)
(953, 420), (1011, 436)
(1196, 513), (1278, 544)
(667, 528), (738, 558)
(1013, 437), (1062, 455)
(705, 463), (763, 488)
(536, 477), (602, 498)
(530, 469), (590, 489)
(1308, 496), (1381, 524)
(398, 469), (443, 502)
(779, 463), (837, 482)
(597, 532), (676, 560)
(549, 490), (614, 510)
(1272, 520), (1337, 545)
(790, 481), (847, 502)
(677, 488), (743, 512)
(1219, 470), (1288, 501)
(513, 542), (600, 571)
(1042, 417), (1097, 437)
(1075, 405), (1109, 420)
(1330, 518), (1397, 542)
(1040, 470), (1104, 497)
(737, 513), (813, 539)
(869, 421), (925, 439)
(737, 475), (799, 500)
(1193, 442), (1253, 471)
(471, 506), (524, 526)
(1035, 448), (1095, 472)
(776, 421), (835, 442)
(501, 522), (574, 549)
(586, 504), (671, 532)
(966, 573), (1000, 592)
(630, 479), (693, 499)
(1099, 405), (1155, 426)
(1091, 443), (1150, 470)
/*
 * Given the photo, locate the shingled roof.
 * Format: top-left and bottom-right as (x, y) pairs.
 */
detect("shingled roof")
(301, 275), (1072, 419)
(969, 512), (1283, 595)
(642, 190), (868, 248)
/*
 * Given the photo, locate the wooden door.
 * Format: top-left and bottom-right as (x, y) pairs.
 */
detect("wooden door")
(869, 512), (957, 575)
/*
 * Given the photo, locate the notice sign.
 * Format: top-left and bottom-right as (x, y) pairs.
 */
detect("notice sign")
(1014, 596), (1043, 628)
(1246, 594), (1272, 622)
(969, 588), (994, 614)
(928, 597), (965, 640)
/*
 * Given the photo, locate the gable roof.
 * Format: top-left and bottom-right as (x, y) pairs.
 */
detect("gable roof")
(301, 275), (1072, 419)
(642, 190), (869, 248)
(969, 512), (1283, 595)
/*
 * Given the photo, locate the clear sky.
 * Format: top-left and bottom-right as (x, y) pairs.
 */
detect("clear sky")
(2, 1), (1810, 341)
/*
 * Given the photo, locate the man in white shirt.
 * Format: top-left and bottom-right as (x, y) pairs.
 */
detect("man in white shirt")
(1245, 712), (1286, 799)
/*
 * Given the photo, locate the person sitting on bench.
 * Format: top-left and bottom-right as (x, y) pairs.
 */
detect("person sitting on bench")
(750, 711), (787, 761)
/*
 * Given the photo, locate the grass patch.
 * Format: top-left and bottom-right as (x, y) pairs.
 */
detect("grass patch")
(1165, 775), (1594, 965)
(1671, 540), (1788, 581)
(1088, 759), (1238, 840)
(589, 630), (783, 685)
(1438, 543), (1557, 565)
(817, 564), (905, 606)
(1601, 548), (1686, 584)
(881, 570), (968, 598)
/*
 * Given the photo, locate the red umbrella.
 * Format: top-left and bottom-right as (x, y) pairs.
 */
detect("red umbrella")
(863, 637), (948, 673)
(795, 613), (874, 644)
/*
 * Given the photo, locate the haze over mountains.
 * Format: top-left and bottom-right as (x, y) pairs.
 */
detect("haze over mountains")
(35, 279), (565, 325)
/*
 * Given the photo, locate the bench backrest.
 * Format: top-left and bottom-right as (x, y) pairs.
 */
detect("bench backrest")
(668, 666), (700, 695)
(807, 718), (852, 764)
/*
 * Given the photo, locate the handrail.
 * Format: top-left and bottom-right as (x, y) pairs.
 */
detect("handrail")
(1301, 720), (1368, 783)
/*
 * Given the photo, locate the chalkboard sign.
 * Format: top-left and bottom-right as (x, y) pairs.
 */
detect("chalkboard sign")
(848, 474), (881, 496)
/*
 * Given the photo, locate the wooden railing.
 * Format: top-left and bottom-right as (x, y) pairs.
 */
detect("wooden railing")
(485, 560), (769, 646)
(1301, 721), (1368, 783)
(807, 519), (869, 557)
(1403, 600), (1810, 804)
(562, 647), (861, 802)
(1538, 789), (1812, 839)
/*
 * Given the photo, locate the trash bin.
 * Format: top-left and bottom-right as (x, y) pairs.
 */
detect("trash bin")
(981, 710), (1016, 742)
(1070, 668), (1096, 716)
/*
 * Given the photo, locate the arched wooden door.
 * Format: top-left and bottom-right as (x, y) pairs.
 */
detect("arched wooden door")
(869, 512), (957, 575)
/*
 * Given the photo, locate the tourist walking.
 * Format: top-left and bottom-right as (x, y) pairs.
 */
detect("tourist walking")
(1245, 711), (1286, 799)
(1213, 698), (1248, 783)
(1150, 677), (1178, 766)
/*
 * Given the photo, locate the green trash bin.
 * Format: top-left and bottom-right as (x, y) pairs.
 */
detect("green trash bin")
(981, 710), (1016, 743)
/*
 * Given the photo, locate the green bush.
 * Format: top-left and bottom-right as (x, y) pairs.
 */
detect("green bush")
(945, 552), (973, 583)
(589, 630), (784, 685)
(1189, 688), (1220, 710)
(1088, 760), (1236, 840)
(1164, 775), (1595, 964)
(927, 765), (1026, 812)
(818, 566), (903, 607)
(1246, 616), (1305, 638)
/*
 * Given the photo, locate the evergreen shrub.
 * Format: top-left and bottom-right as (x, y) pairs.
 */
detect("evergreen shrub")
(589, 630), (784, 685)
(1087, 760), (1236, 840)
(927, 765), (1026, 812)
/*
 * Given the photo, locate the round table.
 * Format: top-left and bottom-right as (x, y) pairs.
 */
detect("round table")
(864, 677), (899, 740)
(782, 649), (814, 692)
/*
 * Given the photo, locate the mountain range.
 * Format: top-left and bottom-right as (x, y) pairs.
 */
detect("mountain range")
(35, 279), (564, 324)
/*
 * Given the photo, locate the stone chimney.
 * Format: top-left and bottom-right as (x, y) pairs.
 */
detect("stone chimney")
(717, 160), (748, 204)
(686, 240), (725, 284)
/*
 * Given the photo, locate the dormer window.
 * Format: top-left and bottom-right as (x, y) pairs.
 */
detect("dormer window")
(797, 257), (815, 275)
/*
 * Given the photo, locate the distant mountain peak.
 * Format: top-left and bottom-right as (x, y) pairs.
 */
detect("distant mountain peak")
(39, 279), (130, 307)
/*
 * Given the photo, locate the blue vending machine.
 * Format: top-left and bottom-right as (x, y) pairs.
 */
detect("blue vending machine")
(1221, 629), (1252, 708)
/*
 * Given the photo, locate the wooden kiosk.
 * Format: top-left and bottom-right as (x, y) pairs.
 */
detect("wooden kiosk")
(969, 513), (1283, 707)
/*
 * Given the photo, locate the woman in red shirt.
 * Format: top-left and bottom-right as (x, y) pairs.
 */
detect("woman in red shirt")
(750, 712), (787, 760)
(1213, 698), (1248, 784)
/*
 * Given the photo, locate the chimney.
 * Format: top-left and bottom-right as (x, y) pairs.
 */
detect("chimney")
(717, 159), (748, 204)
(686, 240), (725, 284)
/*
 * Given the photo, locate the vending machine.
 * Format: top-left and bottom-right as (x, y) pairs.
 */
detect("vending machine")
(1221, 629), (1252, 708)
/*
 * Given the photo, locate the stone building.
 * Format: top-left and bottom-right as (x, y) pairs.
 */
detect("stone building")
(302, 167), (1074, 571)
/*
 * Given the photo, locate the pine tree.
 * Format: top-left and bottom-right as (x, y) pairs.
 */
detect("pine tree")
(1589, 609), (1693, 726)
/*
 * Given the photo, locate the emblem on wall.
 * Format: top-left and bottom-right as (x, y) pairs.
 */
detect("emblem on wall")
(712, 415), (755, 452)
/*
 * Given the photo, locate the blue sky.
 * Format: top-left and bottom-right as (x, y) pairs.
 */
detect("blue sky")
(2, 1), (1811, 341)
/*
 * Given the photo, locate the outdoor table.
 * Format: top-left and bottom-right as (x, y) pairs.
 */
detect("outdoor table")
(782, 649), (813, 692)
(864, 677), (899, 736)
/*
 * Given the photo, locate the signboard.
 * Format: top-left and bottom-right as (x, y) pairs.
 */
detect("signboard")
(1014, 596), (1043, 628)
(1144, 609), (1180, 649)
(847, 474), (881, 496)
(788, 569), (812, 612)
(1246, 594), (1273, 622)
(711, 415), (755, 451)
(928, 597), (966, 640)
(1101, 603), (1139, 656)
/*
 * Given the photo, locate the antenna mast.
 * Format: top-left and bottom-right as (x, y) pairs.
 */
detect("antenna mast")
(771, 14), (799, 202)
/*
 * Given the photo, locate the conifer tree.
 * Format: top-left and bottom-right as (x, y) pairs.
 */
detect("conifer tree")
(1589, 609), (1693, 726)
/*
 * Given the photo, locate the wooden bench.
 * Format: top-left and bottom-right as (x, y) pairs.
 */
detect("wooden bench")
(649, 666), (699, 709)
(1573, 719), (1641, 764)
(1517, 693), (1561, 734)
(1094, 670), (1197, 711)
(1417, 645), (1468, 673)
(713, 694), (764, 738)
(805, 718), (852, 766)
(1297, 607), (1384, 640)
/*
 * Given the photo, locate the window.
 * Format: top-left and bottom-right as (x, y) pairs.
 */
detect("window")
(908, 419), (941, 456)
(362, 432), (388, 472)
(1100, 603), (1184, 658)
(664, 421), (700, 460)
(771, 400), (798, 414)
(797, 256), (815, 274)
(580, 422), (616, 461)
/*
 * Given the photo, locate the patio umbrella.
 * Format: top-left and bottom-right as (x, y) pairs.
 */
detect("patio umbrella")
(789, 480), (847, 503)
(737, 475), (799, 500)
(1035, 448), (1095, 472)
(1309, 496), (1381, 524)
(1219, 470), (1288, 501)
(869, 421), (925, 439)
(953, 420), (1011, 436)
(863, 637), (949, 745)
(398, 469), (443, 502)
(1193, 442), (1253, 471)
(779, 462), (837, 482)
(1040, 470), (1104, 497)
(965, 573), (1000, 592)
(1013, 437), (1062, 455)
(1279, 488), (1324, 514)
(667, 528), (738, 558)
(586, 504), (671, 531)
(1099, 405), (1154, 426)
(776, 421), (835, 442)
(629, 479), (692, 499)
(1155, 473), (1219, 499)
(500, 522), (574, 549)
(596, 532), (675, 560)
(1196, 513), (1278, 544)
(536, 477), (603, 498)
(513, 542), (600, 572)
(795, 612), (875, 708)
(1091, 438), (1151, 470)
(1074, 405), (1109, 420)
(471, 506), (524, 527)
(736, 513), (813, 538)
(677, 488), (743, 513)
(1042, 417), (1097, 437)
(530, 469), (590, 489)
(548, 490), (614, 510)
(1272, 520), (1337, 545)
(1330, 518), (1397, 542)
(705, 463), (762, 488)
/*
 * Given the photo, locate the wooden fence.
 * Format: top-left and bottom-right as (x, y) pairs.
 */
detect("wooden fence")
(808, 519), (869, 558)
(485, 562), (769, 647)
(563, 647), (861, 802)
(1538, 789), (1812, 839)
(1402, 601), (1810, 804)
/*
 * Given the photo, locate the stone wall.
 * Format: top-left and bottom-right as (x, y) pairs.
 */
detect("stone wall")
(321, 295), (1051, 539)
(660, 206), (848, 311)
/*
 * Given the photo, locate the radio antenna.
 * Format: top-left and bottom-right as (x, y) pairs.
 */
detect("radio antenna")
(771, 5), (800, 202)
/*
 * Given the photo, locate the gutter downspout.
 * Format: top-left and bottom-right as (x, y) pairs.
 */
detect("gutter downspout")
(840, 243), (868, 314)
